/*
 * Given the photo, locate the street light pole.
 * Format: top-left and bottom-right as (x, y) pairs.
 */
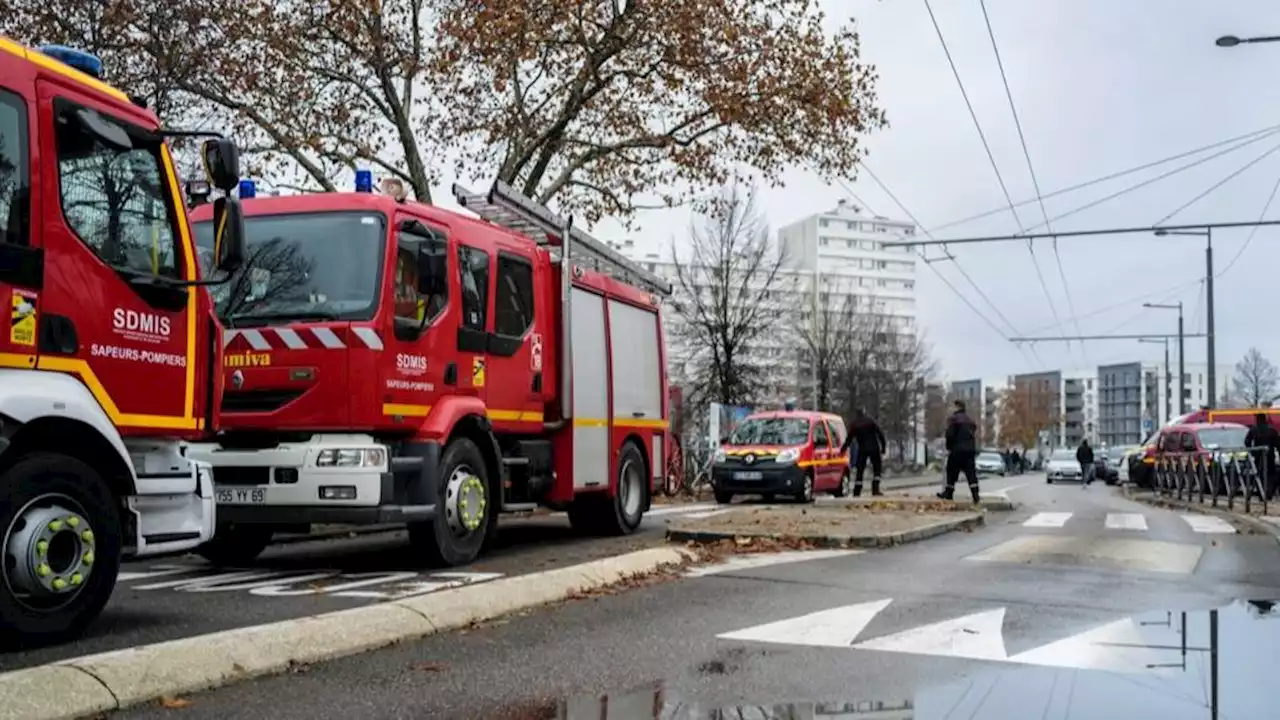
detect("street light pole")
(1144, 301), (1186, 414)
(1154, 228), (1213, 407)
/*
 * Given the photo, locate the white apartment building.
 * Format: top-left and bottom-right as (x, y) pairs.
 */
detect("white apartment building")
(613, 200), (921, 406)
(1150, 362), (1237, 424)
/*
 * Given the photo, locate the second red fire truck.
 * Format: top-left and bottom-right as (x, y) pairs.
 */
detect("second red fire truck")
(188, 178), (671, 566)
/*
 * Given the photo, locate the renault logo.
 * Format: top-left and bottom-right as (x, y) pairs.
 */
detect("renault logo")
(744, 454), (755, 465)
(231, 369), (245, 389)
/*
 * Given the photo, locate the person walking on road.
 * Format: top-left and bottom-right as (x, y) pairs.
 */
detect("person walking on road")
(841, 408), (887, 497)
(1245, 413), (1280, 500)
(1011, 449), (1023, 475)
(938, 400), (980, 503)
(1076, 439), (1095, 488)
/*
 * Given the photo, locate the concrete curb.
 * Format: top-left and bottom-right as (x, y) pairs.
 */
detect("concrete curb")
(1123, 488), (1280, 546)
(665, 512), (985, 549)
(0, 547), (695, 720)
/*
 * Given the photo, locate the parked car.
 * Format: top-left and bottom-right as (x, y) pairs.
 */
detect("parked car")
(1098, 445), (1132, 485)
(1045, 448), (1083, 483)
(976, 451), (1007, 476)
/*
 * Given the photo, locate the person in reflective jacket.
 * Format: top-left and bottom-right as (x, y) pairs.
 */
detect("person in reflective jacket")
(939, 400), (980, 503)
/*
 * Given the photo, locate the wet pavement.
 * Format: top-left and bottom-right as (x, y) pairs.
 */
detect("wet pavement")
(113, 477), (1280, 718)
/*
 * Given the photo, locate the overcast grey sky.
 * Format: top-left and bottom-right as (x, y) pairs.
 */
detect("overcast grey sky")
(437, 1), (1280, 381)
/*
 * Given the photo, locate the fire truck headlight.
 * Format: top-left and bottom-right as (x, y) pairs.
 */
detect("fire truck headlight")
(775, 447), (801, 464)
(315, 448), (387, 468)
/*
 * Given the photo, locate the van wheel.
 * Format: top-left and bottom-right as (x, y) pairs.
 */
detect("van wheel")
(409, 438), (492, 567)
(569, 441), (646, 536)
(0, 453), (121, 648)
(196, 525), (274, 566)
(795, 473), (815, 503)
(833, 471), (852, 497)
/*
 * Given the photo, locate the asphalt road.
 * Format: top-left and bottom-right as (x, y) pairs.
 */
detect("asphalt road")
(0, 473), (939, 672)
(116, 474), (1280, 719)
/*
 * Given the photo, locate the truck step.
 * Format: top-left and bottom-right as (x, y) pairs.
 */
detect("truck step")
(502, 502), (538, 512)
(392, 456), (424, 471)
(502, 457), (530, 466)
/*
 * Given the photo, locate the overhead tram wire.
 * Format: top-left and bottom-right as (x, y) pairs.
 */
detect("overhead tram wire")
(1012, 130), (1280, 235)
(1220, 169), (1280, 276)
(932, 122), (1280, 233)
(923, 0), (1067, 362)
(1020, 276), (1203, 336)
(978, 0), (1086, 364)
(1152, 139), (1280, 226)
(856, 162), (1041, 368)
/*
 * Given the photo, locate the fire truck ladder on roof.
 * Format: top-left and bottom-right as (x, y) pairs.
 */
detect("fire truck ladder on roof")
(452, 180), (673, 297)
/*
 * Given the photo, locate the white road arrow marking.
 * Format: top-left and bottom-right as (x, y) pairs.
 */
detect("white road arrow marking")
(717, 598), (892, 648)
(1008, 617), (1179, 674)
(853, 608), (1008, 661)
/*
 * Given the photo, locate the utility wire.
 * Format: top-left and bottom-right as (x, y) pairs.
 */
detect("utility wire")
(1101, 282), (1195, 335)
(923, 0), (1065, 361)
(978, 0), (1085, 364)
(1016, 129), (1280, 234)
(933, 122), (1280, 233)
(856, 163), (1040, 368)
(1152, 140), (1280, 226)
(1021, 277), (1202, 335)
(1220, 170), (1280, 277)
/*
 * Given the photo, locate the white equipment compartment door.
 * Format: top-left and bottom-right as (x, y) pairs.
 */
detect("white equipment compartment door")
(607, 300), (662, 423)
(571, 288), (609, 489)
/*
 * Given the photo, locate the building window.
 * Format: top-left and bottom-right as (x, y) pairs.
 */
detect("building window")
(820, 219), (829, 228)
(820, 237), (829, 246)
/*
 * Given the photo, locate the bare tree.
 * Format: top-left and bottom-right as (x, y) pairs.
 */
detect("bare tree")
(667, 185), (788, 409)
(1232, 347), (1278, 408)
(794, 278), (861, 411)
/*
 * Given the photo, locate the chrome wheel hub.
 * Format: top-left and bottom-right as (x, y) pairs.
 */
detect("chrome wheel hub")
(4, 496), (95, 607)
(444, 466), (487, 535)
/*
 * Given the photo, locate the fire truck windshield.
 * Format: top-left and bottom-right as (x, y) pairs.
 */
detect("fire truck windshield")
(195, 211), (386, 325)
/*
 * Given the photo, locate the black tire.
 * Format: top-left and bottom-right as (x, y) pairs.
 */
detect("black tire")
(0, 453), (122, 648)
(408, 437), (493, 567)
(569, 441), (647, 536)
(833, 470), (852, 497)
(195, 524), (274, 566)
(794, 473), (815, 504)
(714, 490), (734, 504)
(1046, 477), (1054, 484)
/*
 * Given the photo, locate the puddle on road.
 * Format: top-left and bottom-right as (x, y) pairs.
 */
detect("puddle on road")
(487, 600), (1280, 719)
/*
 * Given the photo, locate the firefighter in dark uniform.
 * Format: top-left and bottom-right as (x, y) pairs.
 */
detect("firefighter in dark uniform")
(939, 400), (980, 503)
(1244, 412), (1280, 500)
(840, 408), (887, 497)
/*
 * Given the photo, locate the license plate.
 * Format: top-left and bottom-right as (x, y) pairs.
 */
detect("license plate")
(734, 471), (763, 480)
(215, 487), (267, 504)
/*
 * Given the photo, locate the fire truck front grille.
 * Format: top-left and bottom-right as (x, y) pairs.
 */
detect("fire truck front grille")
(221, 389), (305, 414)
(214, 467), (271, 486)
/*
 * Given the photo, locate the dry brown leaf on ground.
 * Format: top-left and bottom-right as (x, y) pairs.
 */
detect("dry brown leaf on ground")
(158, 696), (192, 709)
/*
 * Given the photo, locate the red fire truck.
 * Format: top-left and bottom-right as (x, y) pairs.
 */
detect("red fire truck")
(0, 39), (246, 644)
(186, 178), (672, 566)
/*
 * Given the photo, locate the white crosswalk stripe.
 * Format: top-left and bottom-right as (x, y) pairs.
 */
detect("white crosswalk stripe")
(1022, 512), (1073, 528)
(1105, 513), (1148, 531)
(1180, 514), (1237, 534)
(1014, 511), (1239, 535)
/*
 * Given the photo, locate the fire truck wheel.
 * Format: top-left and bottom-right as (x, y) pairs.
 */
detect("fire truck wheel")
(195, 525), (274, 566)
(0, 452), (121, 648)
(409, 438), (492, 567)
(568, 441), (647, 536)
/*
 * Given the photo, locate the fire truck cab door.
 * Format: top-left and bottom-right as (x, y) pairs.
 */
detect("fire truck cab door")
(463, 239), (540, 428)
(33, 83), (199, 434)
(455, 242), (491, 407)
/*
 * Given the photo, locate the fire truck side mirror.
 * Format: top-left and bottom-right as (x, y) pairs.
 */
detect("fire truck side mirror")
(211, 196), (247, 273)
(201, 138), (241, 192)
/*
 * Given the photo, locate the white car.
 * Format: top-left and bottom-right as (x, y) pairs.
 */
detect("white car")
(1044, 448), (1084, 483)
(976, 451), (1006, 476)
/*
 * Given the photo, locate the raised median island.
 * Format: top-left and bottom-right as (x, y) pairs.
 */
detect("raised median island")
(666, 498), (1004, 548)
